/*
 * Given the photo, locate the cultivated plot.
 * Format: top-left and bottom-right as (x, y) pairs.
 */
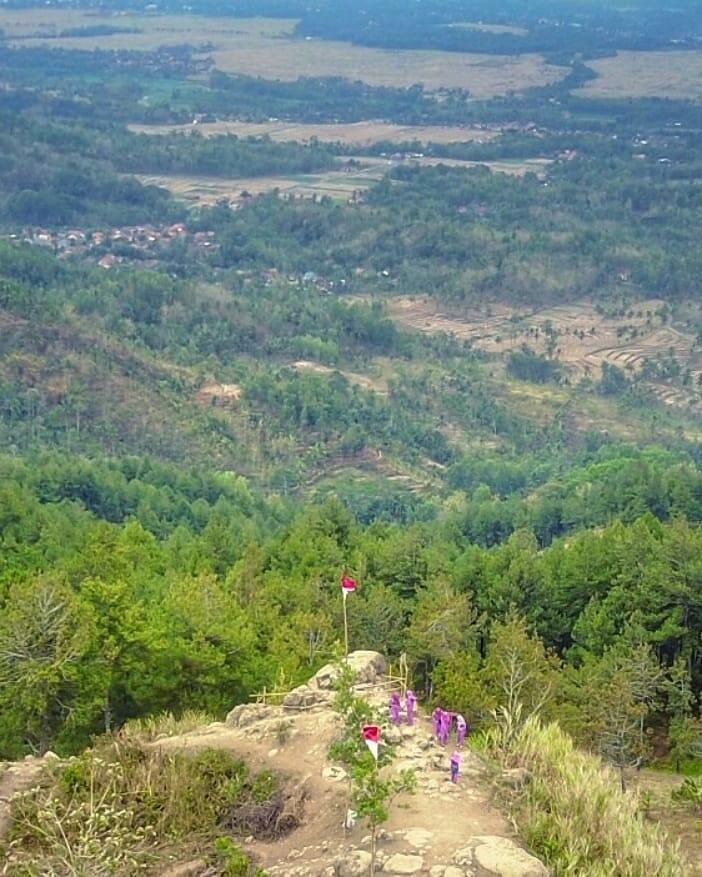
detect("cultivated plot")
(1, 9), (566, 96)
(576, 50), (702, 101)
(129, 120), (498, 146)
(136, 155), (551, 204)
(387, 296), (702, 412)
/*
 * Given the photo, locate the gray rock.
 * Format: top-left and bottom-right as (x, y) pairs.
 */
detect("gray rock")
(283, 684), (330, 711)
(403, 827), (433, 849)
(453, 848), (474, 868)
(334, 850), (372, 877)
(383, 853), (424, 874)
(285, 651), (386, 711)
(471, 836), (548, 877)
(385, 726), (402, 744)
(225, 702), (276, 728)
(313, 651), (387, 691)
(322, 765), (347, 782)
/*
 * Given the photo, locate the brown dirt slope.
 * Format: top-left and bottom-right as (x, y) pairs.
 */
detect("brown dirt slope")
(152, 657), (548, 876)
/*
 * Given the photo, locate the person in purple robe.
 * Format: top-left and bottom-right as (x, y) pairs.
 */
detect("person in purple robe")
(450, 750), (461, 783)
(405, 690), (417, 725)
(439, 709), (451, 745)
(389, 691), (402, 724)
(456, 713), (467, 747)
(432, 706), (442, 738)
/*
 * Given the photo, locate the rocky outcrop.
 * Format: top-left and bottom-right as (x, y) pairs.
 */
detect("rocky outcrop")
(283, 651), (387, 711)
(384, 851), (424, 873)
(333, 849), (372, 876)
(455, 836), (548, 877)
(225, 702), (278, 728)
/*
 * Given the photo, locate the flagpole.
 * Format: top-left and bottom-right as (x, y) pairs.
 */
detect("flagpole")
(342, 588), (349, 661)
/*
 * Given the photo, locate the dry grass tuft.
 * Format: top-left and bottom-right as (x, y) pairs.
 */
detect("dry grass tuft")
(499, 718), (685, 876)
(1, 739), (289, 875)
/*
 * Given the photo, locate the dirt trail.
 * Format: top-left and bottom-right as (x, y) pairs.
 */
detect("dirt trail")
(154, 671), (546, 877)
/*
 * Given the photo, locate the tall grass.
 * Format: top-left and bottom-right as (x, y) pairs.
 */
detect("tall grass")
(504, 718), (685, 877)
(119, 709), (215, 742)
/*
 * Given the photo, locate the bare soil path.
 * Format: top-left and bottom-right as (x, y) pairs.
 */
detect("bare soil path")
(154, 689), (545, 876)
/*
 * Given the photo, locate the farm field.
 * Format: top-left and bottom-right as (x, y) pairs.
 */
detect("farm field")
(291, 360), (388, 395)
(444, 21), (529, 36)
(575, 50), (702, 101)
(136, 155), (551, 204)
(136, 168), (376, 204)
(129, 120), (498, 146)
(386, 296), (702, 412)
(0, 9), (566, 95)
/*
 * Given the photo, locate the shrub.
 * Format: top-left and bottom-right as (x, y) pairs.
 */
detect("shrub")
(1, 741), (281, 876)
(496, 717), (684, 877)
(671, 776), (702, 810)
(213, 836), (267, 877)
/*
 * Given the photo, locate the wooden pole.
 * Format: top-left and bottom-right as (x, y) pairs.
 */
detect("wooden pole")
(343, 589), (349, 661)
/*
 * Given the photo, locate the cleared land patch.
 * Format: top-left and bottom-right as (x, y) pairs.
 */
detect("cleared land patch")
(291, 359), (388, 394)
(576, 50), (702, 101)
(136, 168), (376, 204)
(1, 9), (566, 96)
(136, 156), (550, 204)
(444, 21), (529, 36)
(129, 120), (497, 146)
(387, 296), (702, 413)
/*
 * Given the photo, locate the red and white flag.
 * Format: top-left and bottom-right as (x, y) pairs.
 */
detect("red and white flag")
(341, 575), (357, 596)
(362, 724), (381, 761)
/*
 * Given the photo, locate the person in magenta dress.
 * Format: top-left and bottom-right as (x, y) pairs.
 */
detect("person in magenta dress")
(456, 713), (467, 747)
(389, 692), (402, 724)
(405, 690), (417, 725)
(450, 750), (461, 783)
(432, 706), (442, 738)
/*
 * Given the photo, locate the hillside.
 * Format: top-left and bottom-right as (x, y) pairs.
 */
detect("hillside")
(2, 652), (692, 875)
(2, 0), (702, 872)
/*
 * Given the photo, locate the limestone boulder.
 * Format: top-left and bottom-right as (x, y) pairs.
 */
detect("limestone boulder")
(225, 702), (277, 728)
(313, 651), (387, 691)
(383, 853), (424, 874)
(284, 651), (386, 712)
(469, 836), (548, 877)
(334, 850), (372, 877)
(282, 684), (329, 711)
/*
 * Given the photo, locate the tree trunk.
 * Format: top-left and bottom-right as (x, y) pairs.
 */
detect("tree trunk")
(103, 698), (113, 734)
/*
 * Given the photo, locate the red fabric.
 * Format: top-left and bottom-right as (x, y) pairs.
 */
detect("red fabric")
(341, 575), (357, 592)
(362, 724), (381, 743)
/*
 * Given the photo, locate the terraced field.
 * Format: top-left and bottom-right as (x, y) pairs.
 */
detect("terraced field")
(386, 296), (702, 413)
